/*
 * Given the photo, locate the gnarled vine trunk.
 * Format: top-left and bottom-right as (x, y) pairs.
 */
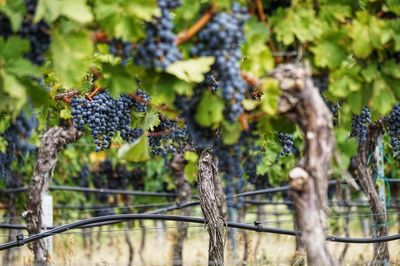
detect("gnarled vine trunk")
(349, 121), (389, 265)
(272, 63), (337, 266)
(23, 125), (81, 266)
(197, 149), (226, 266)
(170, 153), (192, 266)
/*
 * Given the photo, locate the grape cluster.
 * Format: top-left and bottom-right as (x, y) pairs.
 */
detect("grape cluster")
(278, 132), (294, 157)
(387, 104), (400, 157)
(190, 3), (249, 121)
(0, 0), (51, 65)
(135, 0), (182, 69)
(313, 74), (329, 94)
(109, 38), (133, 65)
(0, 14), (12, 39)
(149, 117), (191, 156)
(215, 141), (245, 208)
(133, 89), (150, 112)
(241, 126), (262, 183)
(158, 0), (181, 9)
(0, 109), (37, 185)
(174, 92), (215, 150)
(19, 5), (51, 65)
(265, 0), (291, 15)
(351, 107), (371, 145)
(70, 91), (144, 152)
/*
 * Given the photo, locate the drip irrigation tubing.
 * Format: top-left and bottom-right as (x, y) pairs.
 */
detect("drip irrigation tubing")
(1, 214), (400, 251)
(0, 179), (342, 198)
(0, 186), (178, 197)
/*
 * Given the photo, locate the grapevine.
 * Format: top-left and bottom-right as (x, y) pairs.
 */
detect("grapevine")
(70, 91), (144, 152)
(135, 0), (182, 69)
(351, 107), (371, 145)
(387, 104), (400, 157)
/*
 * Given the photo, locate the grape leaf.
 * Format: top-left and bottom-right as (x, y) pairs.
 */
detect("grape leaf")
(166, 57), (214, 83)
(117, 134), (150, 162)
(195, 92), (224, 127)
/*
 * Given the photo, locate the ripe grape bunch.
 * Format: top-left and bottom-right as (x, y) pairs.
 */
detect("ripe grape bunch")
(135, 0), (182, 69)
(0, 0), (51, 65)
(215, 141), (245, 208)
(278, 132), (294, 157)
(133, 89), (150, 112)
(149, 117), (191, 156)
(351, 107), (371, 145)
(190, 3), (249, 121)
(387, 104), (400, 157)
(109, 38), (133, 65)
(70, 91), (146, 152)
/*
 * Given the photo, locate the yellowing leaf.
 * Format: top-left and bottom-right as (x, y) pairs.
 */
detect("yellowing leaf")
(166, 57), (214, 83)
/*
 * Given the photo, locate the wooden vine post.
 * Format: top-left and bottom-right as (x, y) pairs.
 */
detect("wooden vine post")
(271, 63), (337, 266)
(197, 148), (227, 266)
(170, 153), (192, 266)
(23, 125), (81, 266)
(349, 120), (389, 265)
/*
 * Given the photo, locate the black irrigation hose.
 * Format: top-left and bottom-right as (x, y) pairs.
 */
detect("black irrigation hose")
(1, 214), (400, 251)
(0, 186), (178, 197)
(234, 180), (338, 198)
(0, 180), (338, 198)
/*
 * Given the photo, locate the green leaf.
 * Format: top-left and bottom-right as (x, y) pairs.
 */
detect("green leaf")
(372, 77), (396, 115)
(51, 27), (93, 88)
(59, 0), (93, 23)
(172, 79), (192, 96)
(221, 121), (241, 145)
(361, 63), (378, 82)
(184, 151), (198, 162)
(260, 78), (280, 115)
(0, 0), (25, 31)
(60, 107), (72, 119)
(0, 137), (7, 153)
(335, 128), (357, 157)
(349, 12), (379, 58)
(166, 57), (215, 83)
(35, 0), (93, 23)
(128, 0), (158, 21)
(101, 64), (138, 96)
(131, 108), (160, 131)
(117, 134), (150, 162)
(6, 58), (41, 78)
(0, 36), (30, 60)
(381, 60), (400, 79)
(195, 92), (224, 127)
(2, 71), (27, 99)
(311, 42), (347, 69)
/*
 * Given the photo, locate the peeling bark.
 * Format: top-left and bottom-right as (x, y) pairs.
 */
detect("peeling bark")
(170, 153), (192, 266)
(349, 120), (389, 265)
(197, 148), (226, 266)
(272, 63), (337, 266)
(23, 125), (81, 266)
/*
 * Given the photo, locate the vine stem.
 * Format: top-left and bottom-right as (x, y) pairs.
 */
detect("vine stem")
(175, 4), (218, 45)
(86, 87), (104, 100)
(254, 0), (265, 22)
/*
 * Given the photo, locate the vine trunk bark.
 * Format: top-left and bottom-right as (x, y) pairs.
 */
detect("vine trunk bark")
(170, 153), (192, 266)
(349, 121), (389, 265)
(272, 63), (337, 266)
(23, 125), (81, 266)
(197, 149), (227, 266)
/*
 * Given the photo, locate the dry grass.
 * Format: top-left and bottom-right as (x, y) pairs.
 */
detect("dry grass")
(3, 221), (400, 266)
(2, 205), (400, 265)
